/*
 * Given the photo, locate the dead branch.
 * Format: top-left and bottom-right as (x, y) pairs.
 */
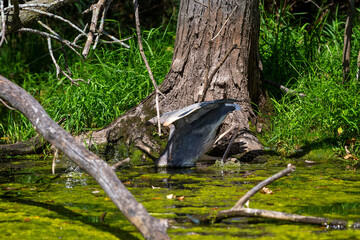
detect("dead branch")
(198, 165), (359, 229)
(134, 0), (163, 136)
(2, 0), (75, 35)
(101, 30), (131, 48)
(18, 27), (81, 50)
(201, 207), (351, 228)
(47, 37), (86, 85)
(232, 165), (295, 210)
(342, 0), (356, 84)
(82, 0), (107, 58)
(210, 6), (238, 42)
(112, 157), (131, 170)
(23, 7), (87, 36)
(0, 75), (170, 240)
(0, 0), (6, 46)
(93, 0), (111, 50)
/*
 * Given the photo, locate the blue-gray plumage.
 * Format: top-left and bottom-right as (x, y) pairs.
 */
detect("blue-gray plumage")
(149, 99), (241, 167)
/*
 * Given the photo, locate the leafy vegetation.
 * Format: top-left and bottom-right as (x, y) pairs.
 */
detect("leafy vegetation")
(0, 3), (359, 160)
(0, 24), (175, 142)
(259, 3), (360, 159)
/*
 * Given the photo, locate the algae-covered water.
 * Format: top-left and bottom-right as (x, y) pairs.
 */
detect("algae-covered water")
(1, 152), (360, 239)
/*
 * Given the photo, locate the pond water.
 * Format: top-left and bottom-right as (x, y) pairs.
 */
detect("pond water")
(1, 153), (360, 239)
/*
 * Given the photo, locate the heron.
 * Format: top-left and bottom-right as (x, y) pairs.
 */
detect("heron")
(148, 99), (241, 167)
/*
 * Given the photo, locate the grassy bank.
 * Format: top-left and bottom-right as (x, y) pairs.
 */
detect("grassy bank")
(259, 4), (360, 160)
(0, 5), (359, 160)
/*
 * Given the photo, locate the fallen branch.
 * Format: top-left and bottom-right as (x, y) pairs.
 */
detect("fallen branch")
(198, 165), (358, 229)
(0, 75), (169, 239)
(232, 165), (295, 209)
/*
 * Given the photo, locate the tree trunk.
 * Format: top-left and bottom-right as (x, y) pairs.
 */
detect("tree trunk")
(80, 0), (266, 158)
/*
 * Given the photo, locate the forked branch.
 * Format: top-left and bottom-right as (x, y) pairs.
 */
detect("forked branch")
(199, 165), (359, 229)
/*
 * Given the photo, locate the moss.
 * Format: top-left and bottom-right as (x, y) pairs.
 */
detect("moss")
(1, 156), (360, 239)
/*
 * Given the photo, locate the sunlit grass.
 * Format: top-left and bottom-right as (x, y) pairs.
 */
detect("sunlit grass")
(0, 25), (175, 141)
(259, 3), (360, 158)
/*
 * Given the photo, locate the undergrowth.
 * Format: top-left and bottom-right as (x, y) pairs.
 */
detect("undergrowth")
(259, 3), (360, 159)
(0, 24), (175, 142)
(1, 4), (359, 161)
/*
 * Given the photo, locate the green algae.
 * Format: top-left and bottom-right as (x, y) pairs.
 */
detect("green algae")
(1, 156), (360, 239)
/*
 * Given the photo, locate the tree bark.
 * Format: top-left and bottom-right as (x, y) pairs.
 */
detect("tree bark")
(0, 75), (169, 240)
(80, 0), (266, 158)
(3, 0), (75, 35)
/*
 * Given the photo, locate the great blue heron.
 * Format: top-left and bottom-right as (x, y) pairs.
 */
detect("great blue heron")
(148, 99), (241, 167)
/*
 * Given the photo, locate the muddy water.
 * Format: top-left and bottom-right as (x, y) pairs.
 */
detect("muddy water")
(0, 155), (359, 239)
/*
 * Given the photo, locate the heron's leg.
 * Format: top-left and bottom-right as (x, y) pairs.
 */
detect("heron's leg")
(221, 126), (240, 165)
(214, 125), (237, 144)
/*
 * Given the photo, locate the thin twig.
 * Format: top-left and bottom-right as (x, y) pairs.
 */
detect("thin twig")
(18, 28), (81, 49)
(102, 30), (131, 48)
(93, 0), (112, 50)
(47, 37), (87, 85)
(134, 0), (162, 136)
(0, 98), (16, 110)
(262, 77), (306, 98)
(23, 7), (87, 36)
(0, 0), (6, 46)
(73, 23), (88, 44)
(211, 6), (237, 42)
(232, 165), (295, 210)
(194, 0), (208, 7)
(112, 157), (131, 170)
(200, 44), (237, 101)
(221, 126), (239, 164)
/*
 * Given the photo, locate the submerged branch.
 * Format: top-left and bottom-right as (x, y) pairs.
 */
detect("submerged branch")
(0, 75), (170, 240)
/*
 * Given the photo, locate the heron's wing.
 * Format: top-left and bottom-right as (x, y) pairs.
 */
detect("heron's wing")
(163, 99), (240, 126)
(147, 99), (240, 126)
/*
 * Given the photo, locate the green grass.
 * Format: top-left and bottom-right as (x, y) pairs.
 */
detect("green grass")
(259, 3), (360, 158)
(0, 25), (175, 142)
(1, 5), (359, 160)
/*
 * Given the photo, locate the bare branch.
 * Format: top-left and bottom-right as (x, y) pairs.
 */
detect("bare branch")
(82, 0), (106, 58)
(134, 0), (163, 136)
(23, 7), (87, 36)
(211, 6), (237, 42)
(112, 157), (131, 170)
(0, 75), (170, 239)
(0, 98), (16, 110)
(0, 0), (6, 46)
(18, 27), (81, 49)
(101, 30), (131, 48)
(201, 207), (352, 228)
(93, 0), (112, 50)
(47, 37), (87, 85)
(232, 165), (295, 210)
